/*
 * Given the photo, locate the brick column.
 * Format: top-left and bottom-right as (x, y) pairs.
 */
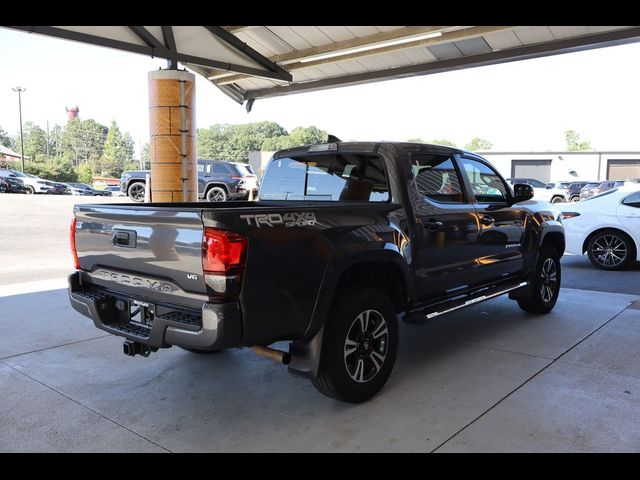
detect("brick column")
(148, 69), (197, 202)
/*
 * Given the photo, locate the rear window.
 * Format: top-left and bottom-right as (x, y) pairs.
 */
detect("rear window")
(260, 153), (389, 202)
(238, 164), (255, 175)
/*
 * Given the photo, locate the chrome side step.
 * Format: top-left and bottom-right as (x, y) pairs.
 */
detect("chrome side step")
(423, 281), (528, 320)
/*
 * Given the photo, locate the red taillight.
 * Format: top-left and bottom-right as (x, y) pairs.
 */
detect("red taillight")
(202, 228), (247, 274)
(70, 217), (80, 269)
(561, 211), (581, 220)
(202, 228), (247, 301)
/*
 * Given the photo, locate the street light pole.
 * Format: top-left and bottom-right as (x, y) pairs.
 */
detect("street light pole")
(11, 86), (26, 173)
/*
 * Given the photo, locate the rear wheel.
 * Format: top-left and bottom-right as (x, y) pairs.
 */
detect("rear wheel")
(312, 288), (398, 403)
(517, 246), (561, 314)
(551, 196), (564, 204)
(587, 229), (636, 270)
(127, 182), (146, 202)
(206, 186), (227, 202)
(25, 186), (35, 194)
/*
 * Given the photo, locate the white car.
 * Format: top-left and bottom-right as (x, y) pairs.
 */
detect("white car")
(507, 178), (567, 204)
(562, 184), (640, 269)
(0, 169), (54, 194)
(235, 163), (259, 196)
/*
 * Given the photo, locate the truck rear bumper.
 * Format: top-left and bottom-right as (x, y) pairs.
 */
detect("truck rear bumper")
(68, 272), (242, 351)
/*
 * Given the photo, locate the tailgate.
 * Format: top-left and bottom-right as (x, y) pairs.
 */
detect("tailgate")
(74, 204), (207, 307)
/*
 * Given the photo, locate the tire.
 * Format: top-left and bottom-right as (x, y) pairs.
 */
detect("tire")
(586, 229), (636, 270)
(25, 186), (35, 194)
(551, 196), (564, 204)
(570, 195), (580, 203)
(179, 347), (222, 354)
(517, 246), (561, 314)
(127, 181), (146, 202)
(206, 186), (227, 202)
(312, 288), (398, 403)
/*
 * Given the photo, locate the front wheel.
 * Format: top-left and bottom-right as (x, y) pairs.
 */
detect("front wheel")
(312, 288), (398, 403)
(551, 196), (564, 204)
(517, 246), (561, 314)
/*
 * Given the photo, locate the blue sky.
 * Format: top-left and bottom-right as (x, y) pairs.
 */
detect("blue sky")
(2, 27), (640, 154)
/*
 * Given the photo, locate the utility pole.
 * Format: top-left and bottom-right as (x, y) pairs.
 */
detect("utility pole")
(46, 120), (50, 162)
(11, 86), (26, 172)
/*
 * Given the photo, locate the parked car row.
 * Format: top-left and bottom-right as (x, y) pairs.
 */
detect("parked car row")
(0, 168), (115, 196)
(579, 179), (639, 200)
(120, 159), (259, 202)
(505, 177), (639, 204)
(506, 178), (569, 203)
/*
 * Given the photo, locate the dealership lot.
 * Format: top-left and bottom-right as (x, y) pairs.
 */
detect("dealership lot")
(1, 195), (639, 452)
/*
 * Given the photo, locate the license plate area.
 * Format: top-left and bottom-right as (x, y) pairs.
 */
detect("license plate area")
(129, 299), (155, 327)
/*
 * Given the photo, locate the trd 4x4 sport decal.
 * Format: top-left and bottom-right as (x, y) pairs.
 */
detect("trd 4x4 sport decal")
(239, 212), (317, 228)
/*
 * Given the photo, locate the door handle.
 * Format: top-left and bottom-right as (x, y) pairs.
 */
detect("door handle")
(480, 215), (495, 226)
(424, 218), (444, 230)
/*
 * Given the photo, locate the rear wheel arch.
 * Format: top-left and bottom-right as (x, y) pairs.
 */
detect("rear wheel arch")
(306, 257), (409, 340)
(204, 183), (229, 195)
(541, 231), (565, 257)
(333, 261), (408, 313)
(582, 227), (637, 254)
(288, 256), (409, 380)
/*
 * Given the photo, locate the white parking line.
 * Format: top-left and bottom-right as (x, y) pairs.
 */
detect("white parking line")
(0, 278), (69, 297)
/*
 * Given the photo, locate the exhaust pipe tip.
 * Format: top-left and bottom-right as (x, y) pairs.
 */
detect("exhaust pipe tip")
(252, 345), (291, 365)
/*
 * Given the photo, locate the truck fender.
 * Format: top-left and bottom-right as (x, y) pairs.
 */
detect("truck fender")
(288, 251), (410, 378)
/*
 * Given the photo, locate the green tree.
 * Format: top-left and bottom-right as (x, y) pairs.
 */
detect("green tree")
(227, 121), (288, 161)
(49, 124), (63, 157)
(197, 124), (233, 159)
(198, 121), (288, 162)
(261, 126), (327, 151)
(140, 142), (150, 169)
(98, 120), (135, 176)
(14, 157), (78, 182)
(465, 137), (493, 151)
(76, 163), (93, 183)
(430, 138), (457, 147)
(60, 118), (108, 166)
(0, 126), (12, 148)
(565, 130), (592, 151)
(14, 121), (48, 162)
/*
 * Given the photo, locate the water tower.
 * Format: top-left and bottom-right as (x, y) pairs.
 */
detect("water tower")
(66, 106), (79, 121)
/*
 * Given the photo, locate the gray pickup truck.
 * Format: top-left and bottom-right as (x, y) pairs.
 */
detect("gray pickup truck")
(69, 142), (564, 402)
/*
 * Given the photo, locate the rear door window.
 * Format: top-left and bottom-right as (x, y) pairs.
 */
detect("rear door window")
(260, 153), (389, 202)
(411, 154), (465, 203)
(212, 163), (228, 174)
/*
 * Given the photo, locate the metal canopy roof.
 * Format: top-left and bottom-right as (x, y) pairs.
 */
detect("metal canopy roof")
(5, 26), (640, 111)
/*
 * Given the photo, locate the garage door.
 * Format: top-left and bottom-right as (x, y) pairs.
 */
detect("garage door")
(511, 160), (552, 182)
(607, 159), (640, 180)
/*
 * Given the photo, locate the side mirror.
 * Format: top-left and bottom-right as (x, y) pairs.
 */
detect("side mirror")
(513, 183), (534, 202)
